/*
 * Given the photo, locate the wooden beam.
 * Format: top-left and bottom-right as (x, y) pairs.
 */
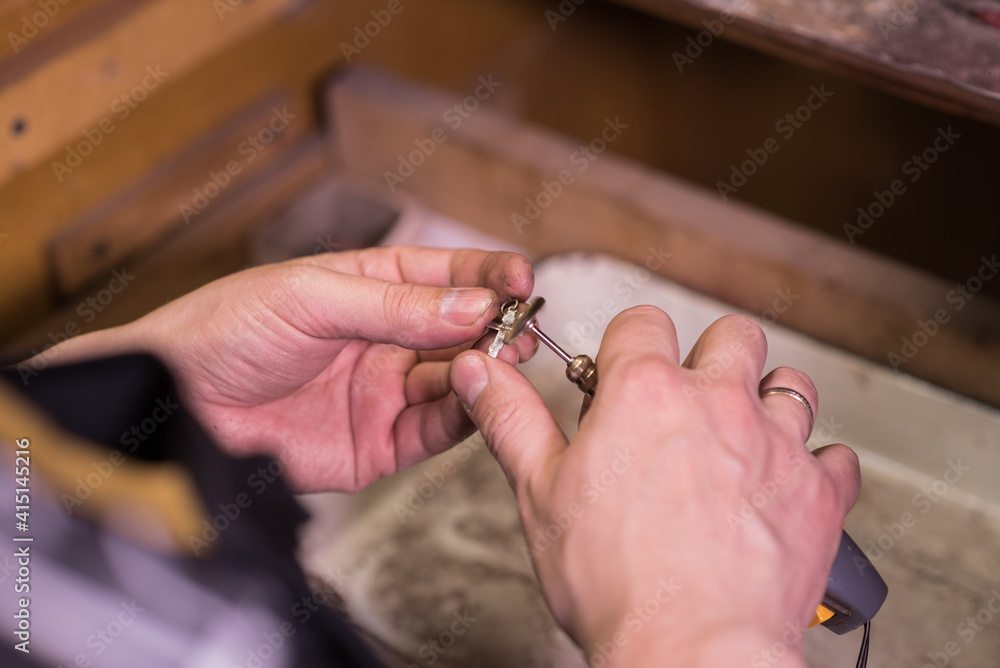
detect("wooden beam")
(613, 0), (1000, 129)
(48, 92), (310, 294)
(0, 0), (294, 183)
(0, 0), (126, 68)
(0, 0), (540, 338)
(328, 67), (1000, 407)
(3, 134), (326, 356)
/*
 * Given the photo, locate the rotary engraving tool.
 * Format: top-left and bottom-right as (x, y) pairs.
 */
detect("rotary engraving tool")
(496, 297), (888, 662)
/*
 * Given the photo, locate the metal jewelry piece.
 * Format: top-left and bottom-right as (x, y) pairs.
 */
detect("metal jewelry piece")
(502, 297), (598, 396)
(487, 298), (519, 358)
(759, 386), (814, 425)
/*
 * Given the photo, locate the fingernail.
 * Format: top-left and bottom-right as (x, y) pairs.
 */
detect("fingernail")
(441, 288), (495, 326)
(453, 354), (488, 411)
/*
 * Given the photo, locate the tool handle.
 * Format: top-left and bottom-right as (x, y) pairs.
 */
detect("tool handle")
(566, 355), (597, 396)
(812, 531), (888, 634)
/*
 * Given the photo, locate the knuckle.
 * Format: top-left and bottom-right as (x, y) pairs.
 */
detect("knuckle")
(711, 376), (753, 404)
(708, 378), (759, 423)
(477, 392), (522, 447)
(257, 264), (326, 335)
(381, 282), (422, 334)
(809, 467), (843, 517)
(266, 264), (318, 309)
(609, 355), (672, 401)
(837, 443), (861, 470)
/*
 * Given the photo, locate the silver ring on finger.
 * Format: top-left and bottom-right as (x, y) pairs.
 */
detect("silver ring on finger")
(759, 386), (814, 425)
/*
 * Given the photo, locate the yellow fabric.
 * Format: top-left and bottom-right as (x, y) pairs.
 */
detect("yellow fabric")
(0, 382), (208, 556)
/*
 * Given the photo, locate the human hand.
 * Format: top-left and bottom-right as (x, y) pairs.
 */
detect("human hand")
(45, 247), (535, 492)
(450, 307), (860, 666)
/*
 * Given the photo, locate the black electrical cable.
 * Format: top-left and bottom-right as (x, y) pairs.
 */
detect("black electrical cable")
(856, 621), (871, 668)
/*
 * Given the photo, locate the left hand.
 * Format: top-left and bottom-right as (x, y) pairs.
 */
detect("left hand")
(44, 247), (535, 492)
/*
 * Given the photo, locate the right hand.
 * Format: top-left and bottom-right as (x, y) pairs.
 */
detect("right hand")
(449, 306), (861, 666)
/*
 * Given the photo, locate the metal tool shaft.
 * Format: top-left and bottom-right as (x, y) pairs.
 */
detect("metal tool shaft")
(526, 321), (573, 364)
(503, 297), (598, 396)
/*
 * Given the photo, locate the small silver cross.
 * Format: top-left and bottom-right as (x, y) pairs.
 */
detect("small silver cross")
(487, 299), (519, 358)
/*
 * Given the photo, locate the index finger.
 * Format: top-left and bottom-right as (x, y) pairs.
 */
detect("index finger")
(301, 247), (534, 301)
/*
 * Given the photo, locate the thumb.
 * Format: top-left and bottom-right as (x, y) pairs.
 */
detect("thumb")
(812, 443), (862, 517)
(273, 267), (500, 350)
(450, 350), (568, 496)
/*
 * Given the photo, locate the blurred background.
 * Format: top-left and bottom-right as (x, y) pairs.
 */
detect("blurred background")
(2, 0), (999, 403)
(2, 0), (1000, 666)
